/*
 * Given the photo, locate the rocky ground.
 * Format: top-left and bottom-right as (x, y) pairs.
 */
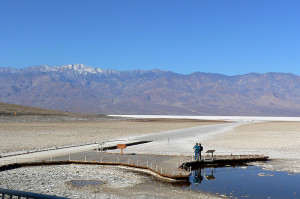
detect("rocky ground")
(0, 164), (220, 199)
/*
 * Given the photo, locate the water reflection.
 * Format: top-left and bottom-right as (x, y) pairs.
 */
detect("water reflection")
(203, 168), (215, 180)
(192, 168), (204, 184)
(184, 165), (300, 199)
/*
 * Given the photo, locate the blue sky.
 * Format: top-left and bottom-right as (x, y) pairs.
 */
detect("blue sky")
(0, 0), (299, 75)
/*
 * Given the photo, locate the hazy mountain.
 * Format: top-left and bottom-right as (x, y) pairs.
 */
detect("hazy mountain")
(1, 64), (300, 116)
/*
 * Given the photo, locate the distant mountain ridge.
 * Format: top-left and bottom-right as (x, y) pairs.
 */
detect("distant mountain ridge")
(1, 64), (300, 116)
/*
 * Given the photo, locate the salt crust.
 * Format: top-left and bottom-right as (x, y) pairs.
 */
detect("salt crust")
(0, 164), (219, 199)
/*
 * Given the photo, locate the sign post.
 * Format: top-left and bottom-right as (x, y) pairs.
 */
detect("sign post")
(117, 144), (126, 155)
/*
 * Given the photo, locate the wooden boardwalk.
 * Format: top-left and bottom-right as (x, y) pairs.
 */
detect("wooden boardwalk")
(9, 150), (267, 181)
(1, 148), (268, 181)
(35, 151), (193, 181)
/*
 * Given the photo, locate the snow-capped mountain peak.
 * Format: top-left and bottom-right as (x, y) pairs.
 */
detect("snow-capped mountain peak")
(60, 64), (105, 75)
(6, 64), (169, 77)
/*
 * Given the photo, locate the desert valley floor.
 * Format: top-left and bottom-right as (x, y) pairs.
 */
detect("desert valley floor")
(1, 115), (300, 198)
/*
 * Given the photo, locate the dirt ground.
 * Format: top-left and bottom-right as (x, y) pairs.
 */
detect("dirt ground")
(0, 118), (223, 153)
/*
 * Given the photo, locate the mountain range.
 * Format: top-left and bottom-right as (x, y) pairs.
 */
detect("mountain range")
(1, 64), (300, 116)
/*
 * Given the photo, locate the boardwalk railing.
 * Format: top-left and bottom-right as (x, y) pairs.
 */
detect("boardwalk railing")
(0, 152), (192, 179)
(0, 188), (68, 199)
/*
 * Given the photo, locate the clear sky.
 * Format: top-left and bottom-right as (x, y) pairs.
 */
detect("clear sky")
(0, 0), (299, 75)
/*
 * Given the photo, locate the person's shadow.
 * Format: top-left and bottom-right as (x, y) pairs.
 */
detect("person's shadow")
(193, 168), (203, 185)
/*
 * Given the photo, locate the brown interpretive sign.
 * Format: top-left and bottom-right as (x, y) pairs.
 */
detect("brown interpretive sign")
(117, 144), (126, 155)
(117, 144), (126, 149)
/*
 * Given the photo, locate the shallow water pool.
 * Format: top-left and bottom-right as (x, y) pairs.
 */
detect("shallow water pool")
(183, 165), (300, 198)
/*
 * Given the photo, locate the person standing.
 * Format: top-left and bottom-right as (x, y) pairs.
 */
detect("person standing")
(193, 143), (199, 161)
(199, 143), (203, 161)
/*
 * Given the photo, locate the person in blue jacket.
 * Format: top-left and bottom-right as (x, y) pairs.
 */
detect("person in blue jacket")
(193, 143), (199, 161)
